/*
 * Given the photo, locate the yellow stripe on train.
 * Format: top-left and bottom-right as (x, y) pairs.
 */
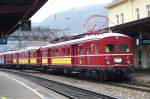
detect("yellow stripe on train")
(42, 58), (48, 64)
(52, 57), (71, 65)
(30, 58), (37, 64)
(18, 58), (29, 64)
(2, 97), (6, 99)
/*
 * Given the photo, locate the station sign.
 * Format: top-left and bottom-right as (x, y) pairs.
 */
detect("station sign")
(142, 40), (150, 45)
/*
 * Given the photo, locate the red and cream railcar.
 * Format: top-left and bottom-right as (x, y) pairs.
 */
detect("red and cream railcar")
(41, 33), (133, 76)
(75, 33), (133, 68)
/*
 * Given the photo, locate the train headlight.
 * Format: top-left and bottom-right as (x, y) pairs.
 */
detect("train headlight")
(105, 57), (110, 65)
(126, 56), (130, 64)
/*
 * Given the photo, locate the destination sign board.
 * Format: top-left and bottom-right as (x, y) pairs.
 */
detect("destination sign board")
(142, 40), (150, 44)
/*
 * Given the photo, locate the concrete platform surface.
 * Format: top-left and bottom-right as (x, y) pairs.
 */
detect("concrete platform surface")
(0, 71), (68, 99)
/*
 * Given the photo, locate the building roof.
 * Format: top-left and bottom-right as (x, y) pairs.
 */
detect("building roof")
(0, 0), (47, 38)
(105, 0), (127, 9)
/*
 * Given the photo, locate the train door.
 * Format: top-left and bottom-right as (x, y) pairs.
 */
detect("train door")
(78, 44), (84, 65)
(48, 48), (51, 65)
(86, 43), (91, 65)
(72, 44), (78, 66)
(37, 49), (42, 65)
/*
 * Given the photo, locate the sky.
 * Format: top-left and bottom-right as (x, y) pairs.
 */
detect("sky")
(30, 0), (113, 23)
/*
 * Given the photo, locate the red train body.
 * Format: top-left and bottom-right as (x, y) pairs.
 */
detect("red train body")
(0, 33), (134, 80)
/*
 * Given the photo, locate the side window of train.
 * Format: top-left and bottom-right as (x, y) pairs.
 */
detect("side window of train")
(44, 51), (47, 56)
(56, 49), (58, 56)
(95, 45), (99, 54)
(58, 49), (60, 56)
(63, 48), (66, 56)
(55, 49), (57, 56)
(79, 46), (83, 55)
(51, 49), (54, 57)
(54, 49), (56, 56)
(105, 44), (116, 52)
(30, 52), (32, 57)
(60, 48), (62, 56)
(53, 49), (55, 56)
(86, 44), (91, 55)
(91, 44), (99, 54)
(68, 47), (71, 56)
(91, 44), (94, 54)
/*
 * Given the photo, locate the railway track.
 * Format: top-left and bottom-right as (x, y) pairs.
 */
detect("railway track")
(105, 81), (150, 93)
(0, 69), (115, 99)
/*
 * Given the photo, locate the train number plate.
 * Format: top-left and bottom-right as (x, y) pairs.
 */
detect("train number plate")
(114, 58), (122, 64)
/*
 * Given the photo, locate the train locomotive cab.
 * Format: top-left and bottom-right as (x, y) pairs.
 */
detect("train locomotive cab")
(72, 33), (133, 80)
(103, 36), (133, 66)
(100, 33), (133, 77)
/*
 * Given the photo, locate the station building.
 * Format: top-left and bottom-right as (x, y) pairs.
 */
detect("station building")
(106, 0), (150, 68)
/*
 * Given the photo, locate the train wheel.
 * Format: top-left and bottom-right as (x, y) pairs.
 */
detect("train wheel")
(99, 73), (103, 81)
(103, 73), (109, 81)
(79, 69), (86, 79)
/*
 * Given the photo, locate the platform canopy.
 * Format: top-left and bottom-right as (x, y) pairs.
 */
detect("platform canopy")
(111, 17), (150, 38)
(0, 0), (47, 38)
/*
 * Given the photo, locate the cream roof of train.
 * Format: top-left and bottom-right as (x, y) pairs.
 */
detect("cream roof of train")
(41, 33), (129, 49)
(0, 46), (40, 55)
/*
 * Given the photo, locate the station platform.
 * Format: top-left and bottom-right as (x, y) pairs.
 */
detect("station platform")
(0, 71), (68, 99)
(130, 68), (150, 84)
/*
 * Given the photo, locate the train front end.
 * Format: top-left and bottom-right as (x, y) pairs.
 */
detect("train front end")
(101, 33), (133, 76)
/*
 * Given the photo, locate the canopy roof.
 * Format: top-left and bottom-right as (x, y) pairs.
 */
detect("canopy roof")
(111, 17), (150, 38)
(0, 0), (47, 38)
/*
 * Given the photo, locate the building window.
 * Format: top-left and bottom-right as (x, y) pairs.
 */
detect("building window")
(116, 15), (119, 25)
(147, 4), (150, 17)
(121, 13), (124, 24)
(136, 8), (140, 19)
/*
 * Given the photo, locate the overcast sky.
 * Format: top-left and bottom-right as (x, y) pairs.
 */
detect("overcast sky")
(30, 0), (113, 23)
